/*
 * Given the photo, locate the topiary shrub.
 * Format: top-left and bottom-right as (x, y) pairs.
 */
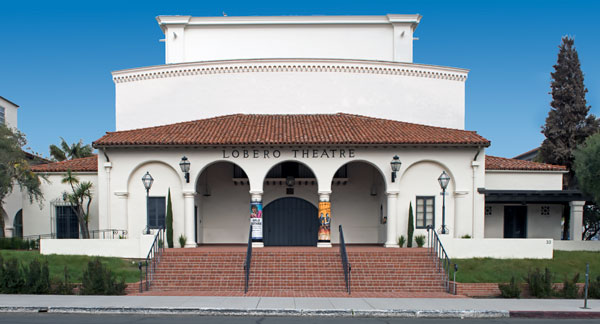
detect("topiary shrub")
(499, 276), (521, 298)
(525, 267), (554, 298)
(80, 259), (126, 295)
(179, 234), (187, 248)
(24, 259), (51, 294)
(560, 273), (580, 299)
(407, 202), (414, 248)
(398, 235), (406, 248)
(166, 188), (174, 248)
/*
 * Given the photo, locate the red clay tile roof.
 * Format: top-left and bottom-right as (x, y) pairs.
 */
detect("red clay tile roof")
(30, 155), (98, 173)
(93, 113), (490, 147)
(486, 155), (566, 171)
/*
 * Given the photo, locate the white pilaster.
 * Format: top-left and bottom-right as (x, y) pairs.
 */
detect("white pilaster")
(385, 192), (399, 247)
(471, 160), (485, 239)
(183, 191), (197, 247)
(103, 162), (112, 230)
(114, 191), (129, 236)
(250, 191), (264, 248)
(317, 191), (332, 248)
(569, 201), (586, 241)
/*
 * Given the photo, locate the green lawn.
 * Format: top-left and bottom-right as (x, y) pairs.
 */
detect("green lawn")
(453, 251), (600, 283)
(0, 250), (141, 283)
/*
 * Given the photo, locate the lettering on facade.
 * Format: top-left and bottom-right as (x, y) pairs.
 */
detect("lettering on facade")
(222, 149), (355, 159)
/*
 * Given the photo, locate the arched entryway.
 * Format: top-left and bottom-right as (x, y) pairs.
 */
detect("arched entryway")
(13, 209), (23, 238)
(263, 197), (319, 246)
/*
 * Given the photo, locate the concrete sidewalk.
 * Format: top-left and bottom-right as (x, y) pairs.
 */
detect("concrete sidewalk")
(0, 295), (599, 318)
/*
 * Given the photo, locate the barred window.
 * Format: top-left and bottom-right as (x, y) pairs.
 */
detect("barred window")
(416, 196), (435, 229)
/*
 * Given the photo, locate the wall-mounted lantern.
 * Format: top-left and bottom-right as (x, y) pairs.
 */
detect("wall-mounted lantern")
(390, 155), (401, 182)
(179, 156), (191, 183)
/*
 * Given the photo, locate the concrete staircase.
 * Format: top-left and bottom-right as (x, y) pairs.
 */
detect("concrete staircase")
(149, 247), (446, 293)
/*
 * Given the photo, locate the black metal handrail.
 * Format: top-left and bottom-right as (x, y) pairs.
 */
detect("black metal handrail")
(20, 229), (128, 241)
(339, 225), (351, 294)
(139, 228), (165, 292)
(426, 226), (452, 293)
(243, 225), (252, 294)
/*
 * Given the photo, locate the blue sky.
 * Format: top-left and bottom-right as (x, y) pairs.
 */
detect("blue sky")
(1, 0), (598, 158)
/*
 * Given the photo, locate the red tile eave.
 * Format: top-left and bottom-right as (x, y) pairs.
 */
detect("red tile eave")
(30, 155), (98, 173)
(485, 155), (566, 172)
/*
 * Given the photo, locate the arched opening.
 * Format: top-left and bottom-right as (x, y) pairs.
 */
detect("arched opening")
(263, 197), (319, 246)
(196, 161), (250, 244)
(261, 161), (319, 246)
(330, 161), (387, 244)
(13, 209), (23, 238)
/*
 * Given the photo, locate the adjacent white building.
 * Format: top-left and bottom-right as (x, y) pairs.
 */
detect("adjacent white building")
(14, 14), (594, 258)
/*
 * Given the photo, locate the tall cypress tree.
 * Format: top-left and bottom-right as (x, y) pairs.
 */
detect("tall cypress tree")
(407, 202), (414, 248)
(539, 36), (598, 189)
(166, 189), (173, 248)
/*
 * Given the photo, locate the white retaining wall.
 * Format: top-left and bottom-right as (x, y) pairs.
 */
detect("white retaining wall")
(554, 240), (600, 251)
(40, 235), (156, 259)
(439, 237), (554, 259)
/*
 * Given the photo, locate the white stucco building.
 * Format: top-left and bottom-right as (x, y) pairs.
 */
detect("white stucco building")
(16, 14), (594, 258)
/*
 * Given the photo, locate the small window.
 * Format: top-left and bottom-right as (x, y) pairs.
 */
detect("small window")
(0, 106), (5, 125)
(416, 196), (435, 229)
(147, 197), (166, 229)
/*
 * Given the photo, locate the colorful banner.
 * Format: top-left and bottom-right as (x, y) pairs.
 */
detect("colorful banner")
(318, 201), (331, 242)
(250, 201), (263, 241)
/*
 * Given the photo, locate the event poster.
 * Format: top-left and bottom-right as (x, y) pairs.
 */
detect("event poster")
(250, 201), (263, 241)
(318, 201), (331, 242)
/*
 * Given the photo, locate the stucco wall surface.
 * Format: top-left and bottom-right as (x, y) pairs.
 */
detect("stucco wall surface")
(439, 237), (554, 259)
(0, 97), (18, 128)
(554, 241), (600, 251)
(22, 173), (99, 237)
(113, 60), (467, 131)
(485, 171), (564, 190)
(40, 234), (155, 258)
(484, 203), (563, 240)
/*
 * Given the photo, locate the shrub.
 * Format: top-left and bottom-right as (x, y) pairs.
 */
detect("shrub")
(407, 203), (414, 248)
(415, 235), (426, 247)
(23, 259), (51, 294)
(499, 276), (521, 298)
(560, 273), (580, 299)
(398, 235), (406, 248)
(53, 266), (74, 295)
(80, 259), (126, 295)
(179, 234), (187, 248)
(0, 237), (30, 250)
(1, 258), (24, 293)
(166, 189), (174, 248)
(589, 275), (600, 299)
(461, 234), (472, 239)
(525, 267), (554, 298)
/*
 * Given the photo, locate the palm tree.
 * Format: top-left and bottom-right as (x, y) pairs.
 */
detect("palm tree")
(61, 170), (92, 238)
(49, 138), (94, 161)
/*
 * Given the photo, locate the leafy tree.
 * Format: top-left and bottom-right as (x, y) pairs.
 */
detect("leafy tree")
(166, 188), (173, 248)
(407, 202), (414, 248)
(61, 170), (93, 239)
(0, 124), (44, 237)
(574, 133), (600, 240)
(539, 36), (599, 189)
(49, 137), (94, 162)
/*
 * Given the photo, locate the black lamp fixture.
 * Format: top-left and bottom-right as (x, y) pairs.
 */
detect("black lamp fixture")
(142, 171), (154, 195)
(141, 171), (153, 234)
(438, 170), (451, 234)
(390, 155), (401, 182)
(179, 156), (191, 183)
(285, 176), (295, 187)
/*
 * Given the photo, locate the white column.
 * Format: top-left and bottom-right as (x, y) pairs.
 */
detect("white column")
(385, 192), (399, 247)
(103, 162), (112, 230)
(183, 191), (196, 248)
(317, 191), (332, 248)
(114, 192), (129, 236)
(569, 201), (586, 241)
(471, 160), (485, 239)
(250, 191), (264, 248)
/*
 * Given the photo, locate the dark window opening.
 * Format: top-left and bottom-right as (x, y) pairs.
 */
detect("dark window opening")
(147, 197), (166, 229)
(56, 206), (79, 239)
(416, 196), (435, 229)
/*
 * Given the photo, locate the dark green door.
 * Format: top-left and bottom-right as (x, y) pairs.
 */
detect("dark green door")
(504, 206), (527, 238)
(263, 197), (319, 246)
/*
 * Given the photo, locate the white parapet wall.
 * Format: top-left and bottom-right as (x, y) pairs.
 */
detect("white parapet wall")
(40, 234), (156, 259)
(439, 237), (554, 259)
(554, 240), (600, 251)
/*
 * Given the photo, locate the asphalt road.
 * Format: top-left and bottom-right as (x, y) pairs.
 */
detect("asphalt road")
(0, 314), (598, 324)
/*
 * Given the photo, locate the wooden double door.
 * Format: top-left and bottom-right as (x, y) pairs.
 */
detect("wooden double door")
(263, 197), (319, 246)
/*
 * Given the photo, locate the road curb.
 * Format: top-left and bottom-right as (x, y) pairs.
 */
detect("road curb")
(0, 306), (509, 318)
(510, 311), (600, 319)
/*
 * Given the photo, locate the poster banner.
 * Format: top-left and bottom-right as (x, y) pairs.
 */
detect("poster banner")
(250, 201), (263, 241)
(318, 201), (331, 242)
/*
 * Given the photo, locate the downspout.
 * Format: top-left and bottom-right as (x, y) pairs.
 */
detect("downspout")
(472, 146), (482, 237)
